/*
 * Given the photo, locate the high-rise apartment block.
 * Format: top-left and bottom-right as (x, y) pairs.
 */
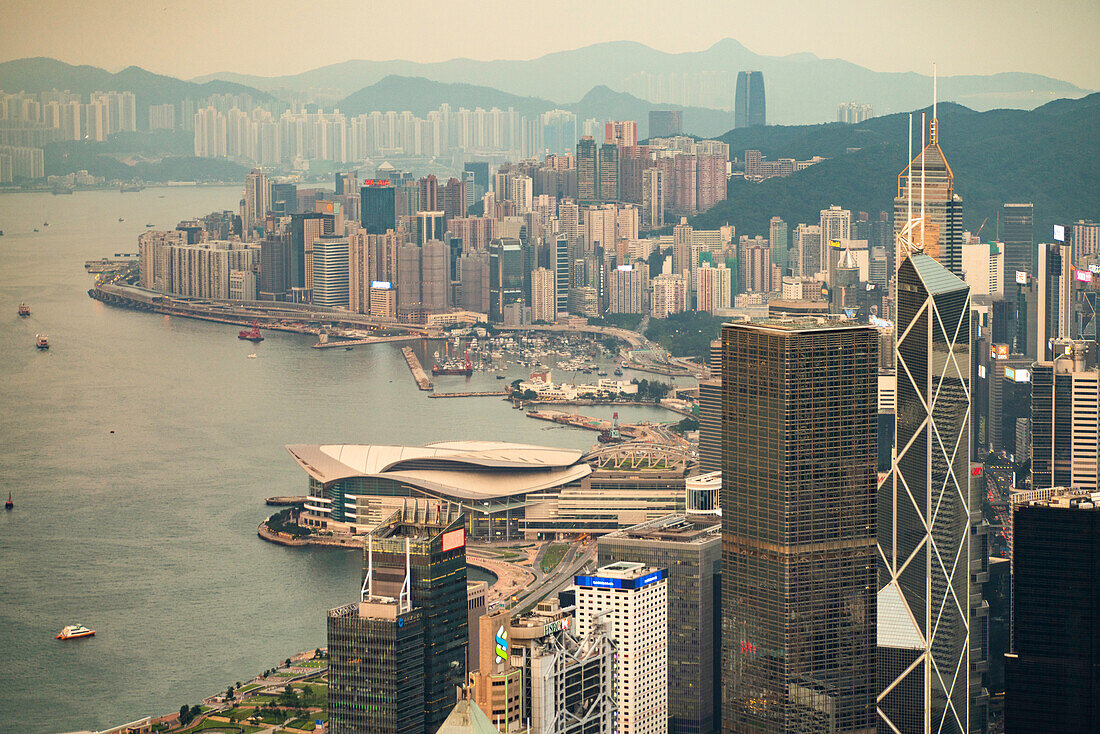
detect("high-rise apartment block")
(576, 562), (669, 734)
(605, 120), (638, 147)
(608, 264), (647, 314)
(721, 320), (878, 734)
(599, 516), (721, 734)
(651, 273), (688, 318)
(531, 267), (556, 322)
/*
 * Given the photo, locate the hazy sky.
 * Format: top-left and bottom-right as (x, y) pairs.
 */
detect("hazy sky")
(2, 0), (1098, 88)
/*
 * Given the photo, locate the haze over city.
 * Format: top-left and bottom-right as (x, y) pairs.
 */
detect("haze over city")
(2, 0), (1099, 88)
(2, 2), (1100, 734)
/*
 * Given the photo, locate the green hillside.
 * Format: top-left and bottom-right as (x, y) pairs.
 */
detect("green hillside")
(692, 94), (1100, 240)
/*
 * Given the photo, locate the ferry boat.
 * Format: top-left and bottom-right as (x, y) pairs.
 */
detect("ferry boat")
(18, 303), (30, 317)
(36, 334), (49, 350)
(238, 321), (264, 342)
(57, 624), (95, 640)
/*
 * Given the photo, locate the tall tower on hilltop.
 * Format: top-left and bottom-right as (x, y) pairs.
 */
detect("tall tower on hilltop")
(734, 71), (766, 128)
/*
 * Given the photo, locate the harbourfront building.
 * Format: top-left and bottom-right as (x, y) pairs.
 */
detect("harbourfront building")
(288, 441), (698, 541)
(575, 562), (669, 734)
(598, 516), (721, 734)
(721, 320), (878, 734)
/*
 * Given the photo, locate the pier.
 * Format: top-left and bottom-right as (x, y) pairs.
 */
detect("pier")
(312, 334), (419, 348)
(428, 390), (510, 398)
(402, 346), (434, 390)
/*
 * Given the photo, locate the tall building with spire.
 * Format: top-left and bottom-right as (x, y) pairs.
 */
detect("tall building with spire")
(894, 107), (963, 278)
(878, 204), (985, 732)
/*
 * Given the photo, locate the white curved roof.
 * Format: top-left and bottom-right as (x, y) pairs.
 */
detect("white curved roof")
(286, 442), (590, 501)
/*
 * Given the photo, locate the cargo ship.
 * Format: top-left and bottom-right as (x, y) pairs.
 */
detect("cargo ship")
(57, 624), (95, 640)
(432, 351), (473, 376)
(36, 334), (49, 350)
(18, 302), (30, 317)
(238, 321), (264, 342)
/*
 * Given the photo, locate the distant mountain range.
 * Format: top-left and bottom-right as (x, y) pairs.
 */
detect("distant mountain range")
(0, 57), (270, 112)
(338, 77), (735, 138)
(192, 39), (1091, 124)
(689, 93), (1100, 243)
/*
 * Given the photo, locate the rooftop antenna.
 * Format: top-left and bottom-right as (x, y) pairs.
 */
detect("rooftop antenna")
(907, 113), (913, 232)
(932, 62), (938, 144)
(920, 112), (926, 251)
(362, 535), (374, 601)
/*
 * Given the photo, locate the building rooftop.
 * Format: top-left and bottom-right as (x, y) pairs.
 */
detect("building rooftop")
(600, 514), (720, 544)
(286, 441), (590, 500)
(1013, 487), (1100, 510)
(723, 318), (869, 333)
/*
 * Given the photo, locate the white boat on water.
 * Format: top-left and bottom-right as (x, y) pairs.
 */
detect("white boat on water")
(57, 624), (95, 640)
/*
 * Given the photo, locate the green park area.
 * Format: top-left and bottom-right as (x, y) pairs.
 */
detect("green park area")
(541, 543), (570, 573)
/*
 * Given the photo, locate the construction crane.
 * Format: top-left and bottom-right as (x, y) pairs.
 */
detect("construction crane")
(975, 217), (989, 240)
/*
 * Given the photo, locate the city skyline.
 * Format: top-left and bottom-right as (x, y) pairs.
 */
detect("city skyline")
(1, 1), (1098, 89)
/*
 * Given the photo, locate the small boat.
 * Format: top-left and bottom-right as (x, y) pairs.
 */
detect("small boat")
(145, 223), (154, 228)
(344, 346), (353, 351)
(496, 374), (506, 380)
(247, 353), (257, 359)
(57, 624), (95, 640)
(614, 368), (624, 376)
(18, 303), (30, 317)
(36, 334), (49, 350)
(42, 221), (49, 227)
(238, 321), (264, 342)
(4, 492), (11, 510)
(33, 228), (38, 232)
(118, 217), (124, 222)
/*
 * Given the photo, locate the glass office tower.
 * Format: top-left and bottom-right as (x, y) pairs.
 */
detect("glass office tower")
(599, 515), (722, 734)
(878, 253), (975, 734)
(328, 602), (425, 734)
(721, 320), (878, 734)
(366, 509), (468, 733)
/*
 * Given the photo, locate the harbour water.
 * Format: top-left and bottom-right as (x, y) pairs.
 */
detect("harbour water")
(0, 188), (683, 733)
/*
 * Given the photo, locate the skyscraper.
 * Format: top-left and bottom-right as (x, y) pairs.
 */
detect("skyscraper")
(1001, 203), (1034, 279)
(769, 216), (789, 274)
(311, 235), (350, 308)
(243, 168), (269, 239)
(734, 71), (766, 128)
(649, 110), (683, 138)
(328, 546), (425, 734)
(1029, 339), (1099, 492)
(599, 142), (620, 202)
(599, 516), (721, 734)
(531, 267), (556, 322)
(1004, 490), (1100, 733)
(577, 136), (598, 202)
(366, 508), (468, 733)
(576, 562), (669, 734)
(721, 320), (878, 734)
(878, 250), (976, 734)
(894, 116), (964, 277)
(360, 183), (396, 235)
